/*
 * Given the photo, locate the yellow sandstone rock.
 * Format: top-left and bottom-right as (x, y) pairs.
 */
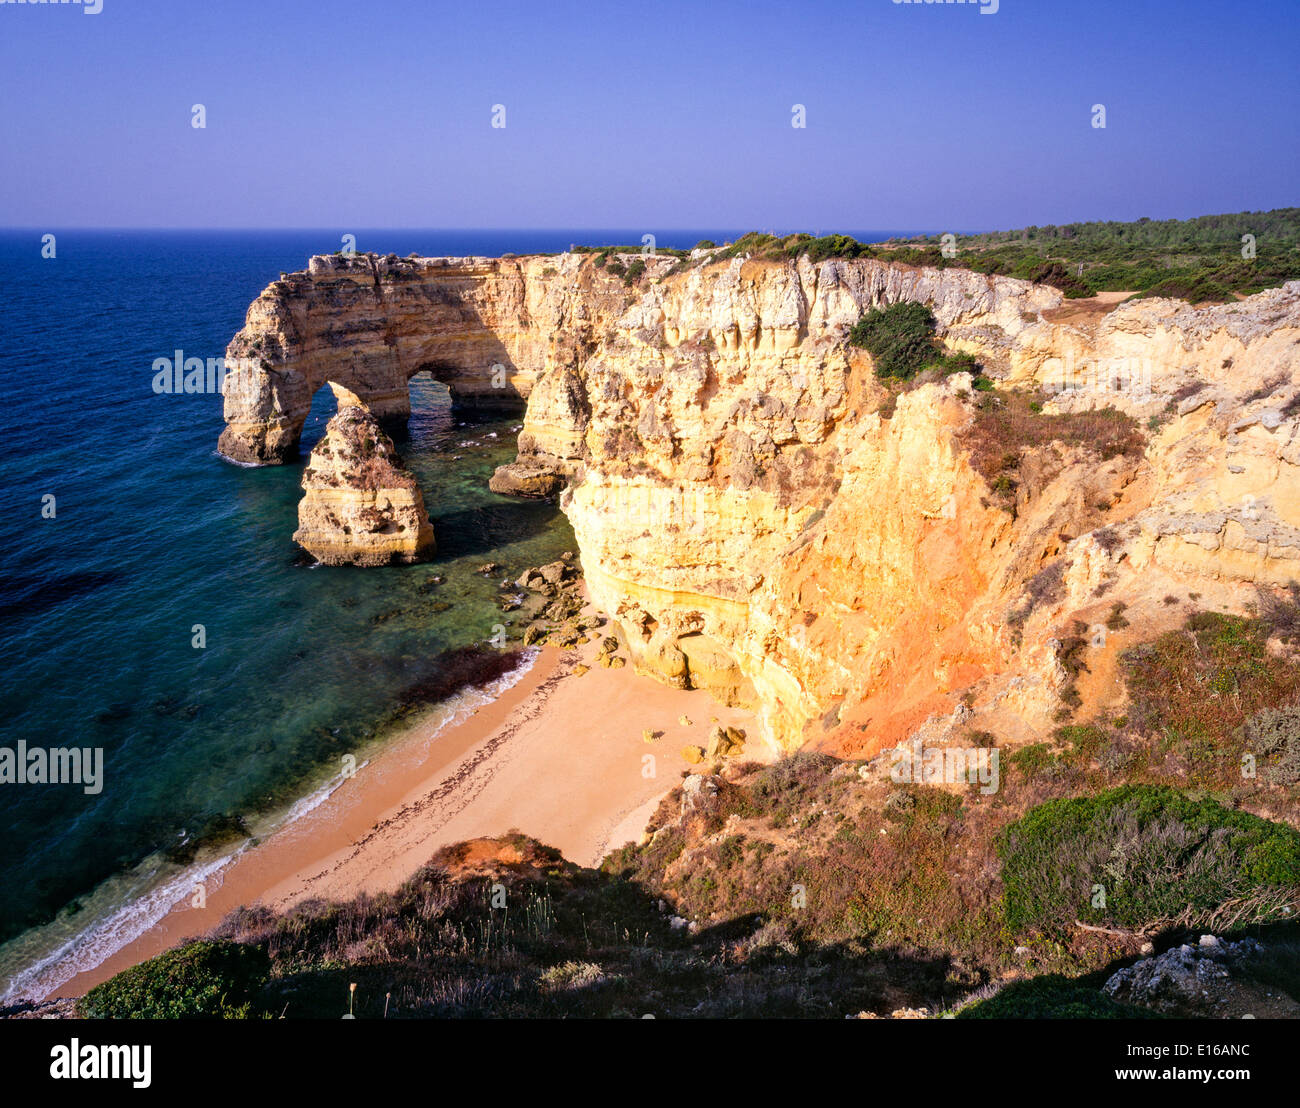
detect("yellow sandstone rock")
(225, 251), (1300, 758)
(292, 385), (435, 566)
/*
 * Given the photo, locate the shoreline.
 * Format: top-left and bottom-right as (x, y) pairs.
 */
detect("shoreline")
(0, 643), (540, 1007)
(47, 631), (763, 1002)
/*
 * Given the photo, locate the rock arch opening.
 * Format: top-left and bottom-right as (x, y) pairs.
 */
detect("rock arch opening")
(298, 381), (342, 456)
(217, 256), (536, 466)
(404, 371), (456, 444)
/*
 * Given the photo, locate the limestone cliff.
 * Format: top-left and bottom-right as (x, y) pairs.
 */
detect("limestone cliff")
(559, 265), (1300, 755)
(218, 252), (664, 464)
(224, 249), (1300, 754)
(293, 384), (435, 566)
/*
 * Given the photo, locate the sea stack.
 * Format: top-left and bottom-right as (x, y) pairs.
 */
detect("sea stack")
(293, 383), (436, 566)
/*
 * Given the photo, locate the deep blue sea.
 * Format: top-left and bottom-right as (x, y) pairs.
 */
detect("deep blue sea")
(0, 227), (912, 999)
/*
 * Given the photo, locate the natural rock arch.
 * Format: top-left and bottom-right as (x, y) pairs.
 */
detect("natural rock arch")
(217, 253), (537, 465)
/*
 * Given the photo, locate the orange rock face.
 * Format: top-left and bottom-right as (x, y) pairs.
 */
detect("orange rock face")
(227, 251), (1300, 756)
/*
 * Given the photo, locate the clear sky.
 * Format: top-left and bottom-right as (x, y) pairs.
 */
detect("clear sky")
(1, 0), (1296, 231)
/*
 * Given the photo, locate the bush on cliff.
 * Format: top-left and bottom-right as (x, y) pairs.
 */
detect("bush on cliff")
(999, 786), (1300, 934)
(847, 302), (940, 379)
(78, 940), (269, 1019)
(957, 388), (1145, 510)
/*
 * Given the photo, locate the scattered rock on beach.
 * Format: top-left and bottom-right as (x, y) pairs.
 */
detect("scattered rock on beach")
(538, 561), (569, 587)
(705, 725), (747, 758)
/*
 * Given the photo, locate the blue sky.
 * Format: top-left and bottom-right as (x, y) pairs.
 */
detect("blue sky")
(1, 0), (1296, 231)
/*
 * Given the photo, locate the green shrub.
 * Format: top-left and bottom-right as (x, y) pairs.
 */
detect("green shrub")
(1137, 274), (1234, 304)
(801, 234), (872, 263)
(847, 302), (939, 379)
(923, 351), (982, 377)
(956, 975), (1161, 1019)
(1006, 742), (1062, 783)
(79, 940), (269, 1019)
(999, 786), (1300, 933)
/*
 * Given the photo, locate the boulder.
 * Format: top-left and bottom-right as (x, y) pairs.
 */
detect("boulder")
(489, 461), (565, 498)
(705, 726), (729, 758)
(680, 772), (719, 815)
(539, 561), (569, 586)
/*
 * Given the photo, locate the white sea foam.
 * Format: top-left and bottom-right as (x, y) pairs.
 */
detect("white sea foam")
(0, 648), (540, 1004)
(0, 847), (242, 1005)
(213, 450), (266, 469)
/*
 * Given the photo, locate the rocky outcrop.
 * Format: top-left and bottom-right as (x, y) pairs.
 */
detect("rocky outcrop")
(226, 248), (1300, 754)
(1103, 935), (1300, 1018)
(218, 252), (659, 465)
(292, 384), (435, 566)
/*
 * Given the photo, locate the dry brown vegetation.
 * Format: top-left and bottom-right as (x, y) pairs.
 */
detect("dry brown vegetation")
(958, 389), (1146, 509)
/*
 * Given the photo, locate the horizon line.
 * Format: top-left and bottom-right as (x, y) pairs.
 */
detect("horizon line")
(0, 225), (944, 233)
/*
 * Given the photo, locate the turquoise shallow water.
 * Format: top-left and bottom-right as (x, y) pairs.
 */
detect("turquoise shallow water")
(0, 227), (911, 996)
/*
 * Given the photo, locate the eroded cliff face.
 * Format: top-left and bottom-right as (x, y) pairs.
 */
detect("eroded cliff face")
(218, 252), (655, 464)
(293, 384), (435, 567)
(542, 259), (1300, 755)
(224, 249), (1300, 756)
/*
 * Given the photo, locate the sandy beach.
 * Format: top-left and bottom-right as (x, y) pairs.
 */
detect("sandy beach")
(52, 631), (763, 1000)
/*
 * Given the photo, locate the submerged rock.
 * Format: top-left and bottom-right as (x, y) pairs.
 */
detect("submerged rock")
(292, 384), (435, 566)
(489, 461), (564, 499)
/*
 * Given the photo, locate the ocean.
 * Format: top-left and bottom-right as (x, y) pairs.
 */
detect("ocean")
(0, 227), (912, 1000)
